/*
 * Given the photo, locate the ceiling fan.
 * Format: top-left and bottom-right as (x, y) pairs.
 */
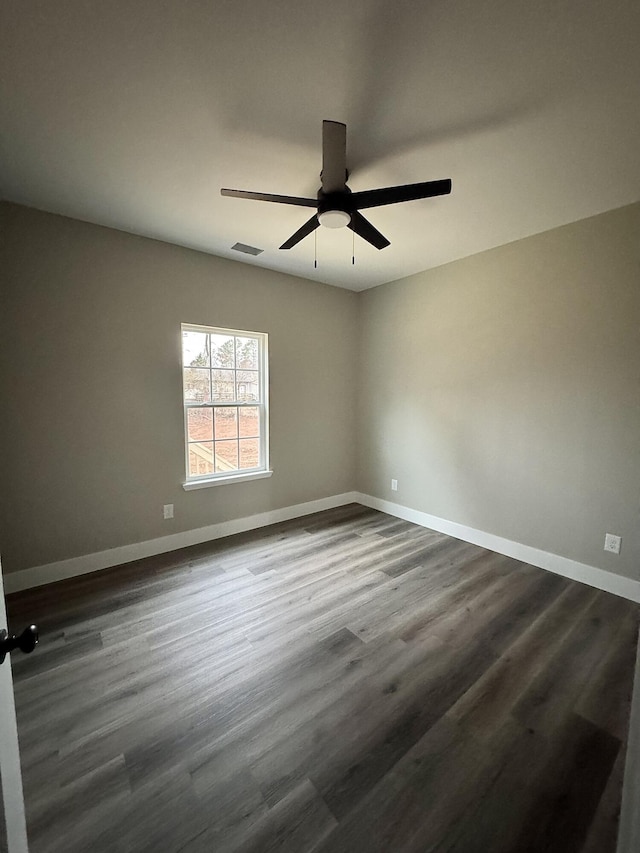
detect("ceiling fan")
(221, 120), (452, 251)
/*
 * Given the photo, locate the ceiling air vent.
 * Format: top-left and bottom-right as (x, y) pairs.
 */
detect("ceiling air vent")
(231, 242), (263, 256)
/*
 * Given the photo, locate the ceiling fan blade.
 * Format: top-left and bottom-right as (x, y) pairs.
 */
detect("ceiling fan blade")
(221, 188), (317, 208)
(348, 211), (390, 250)
(321, 120), (347, 193)
(351, 179), (452, 210)
(279, 214), (320, 250)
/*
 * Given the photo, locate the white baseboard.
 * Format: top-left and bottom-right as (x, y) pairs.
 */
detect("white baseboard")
(6, 489), (640, 605)
(355, 492), (640, 603)
(3, 491), (360, 594)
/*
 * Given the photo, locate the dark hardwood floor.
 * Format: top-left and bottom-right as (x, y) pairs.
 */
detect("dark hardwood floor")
(7, 504), (639, 852)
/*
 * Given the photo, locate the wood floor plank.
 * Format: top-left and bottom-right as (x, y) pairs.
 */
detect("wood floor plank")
(574, 604), (639, 739)
(447, 581), (598, 741)
(512, 590), (634, 736)
(6, 504), (638, 853)
(312, 714), (493, 853)
(580, 747), (628, 853)
(510, 712), (621, 853)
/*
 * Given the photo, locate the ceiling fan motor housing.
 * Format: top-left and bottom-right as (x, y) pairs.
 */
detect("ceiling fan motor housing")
(317, 189), (353, 227)
(317, 189), (352, 211)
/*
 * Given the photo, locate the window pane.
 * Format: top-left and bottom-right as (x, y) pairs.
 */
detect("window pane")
(182, 324), (267, 483)
(236, 370), (259, 402)
(215, 440), (238, 472)
(183, 368), (211, 403)
(188, 442), (214, 476)
(239, 438), (260, 470)
(236, 336), (258, 370)
(211, 369), (235, 401)
(214, 407), (238, 439)
(211, 334), (235, 368)
(187, 408), (213, 441)
(239, 407), (259, 438)
(182, 331), (210, 368)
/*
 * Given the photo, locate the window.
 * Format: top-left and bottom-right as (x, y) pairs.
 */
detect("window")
(181, 324), (270, 488)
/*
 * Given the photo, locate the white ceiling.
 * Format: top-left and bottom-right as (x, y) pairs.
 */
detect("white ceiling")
(1, 0), (639, 291)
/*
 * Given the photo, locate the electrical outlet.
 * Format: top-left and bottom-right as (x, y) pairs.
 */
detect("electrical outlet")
(391, 479), (398, 492)
(604, 533), (621, 554)
(163, 504), (174, 520)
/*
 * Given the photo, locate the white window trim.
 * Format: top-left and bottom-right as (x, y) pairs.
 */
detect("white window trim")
(182, 469), (273, 490)
(181, 323), (270, 487)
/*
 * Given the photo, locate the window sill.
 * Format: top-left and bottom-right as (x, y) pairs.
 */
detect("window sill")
(182, 470), (273, 490)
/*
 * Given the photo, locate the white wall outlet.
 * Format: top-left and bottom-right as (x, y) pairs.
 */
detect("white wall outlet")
(163, 504), (174, 520)
(391, 479), (398, 492)
(604, 533), (621, 554)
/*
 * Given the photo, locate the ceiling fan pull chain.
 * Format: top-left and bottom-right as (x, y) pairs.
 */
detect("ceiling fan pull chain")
(352, 229), (355, 265)
(314, 227), (318, 269)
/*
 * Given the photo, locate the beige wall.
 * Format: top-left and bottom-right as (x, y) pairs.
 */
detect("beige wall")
(357, 202), (640, 580)
(2, 201), (638, 582)
(0, 203), (358, 573)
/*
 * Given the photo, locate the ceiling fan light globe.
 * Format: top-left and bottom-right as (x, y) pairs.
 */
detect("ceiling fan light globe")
(318, 209), (351, 229)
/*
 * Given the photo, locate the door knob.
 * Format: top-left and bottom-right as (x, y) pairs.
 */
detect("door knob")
(0, 625), (39, 665)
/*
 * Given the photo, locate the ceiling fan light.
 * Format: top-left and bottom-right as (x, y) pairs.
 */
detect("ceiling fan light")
(318, 209), (351, 229)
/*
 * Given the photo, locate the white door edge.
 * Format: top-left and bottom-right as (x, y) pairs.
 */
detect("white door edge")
(0, 562), (29, 852)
